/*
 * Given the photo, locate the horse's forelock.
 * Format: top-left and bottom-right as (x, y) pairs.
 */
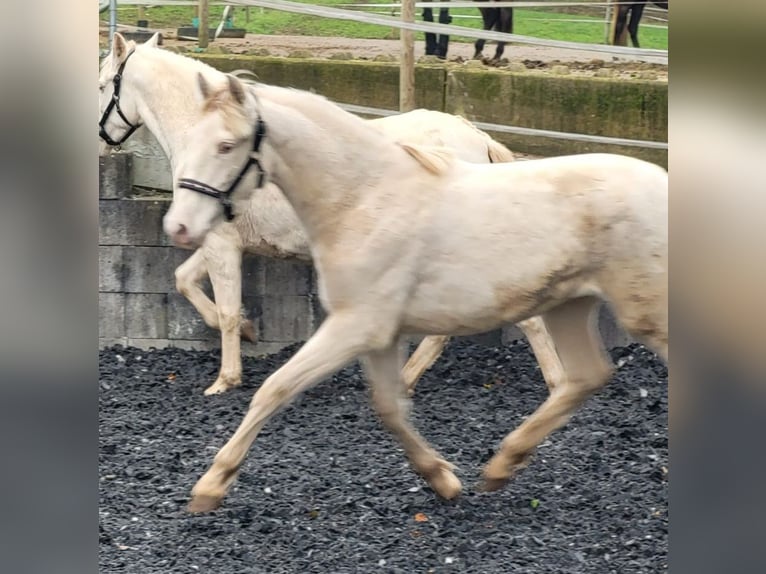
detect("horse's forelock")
(201, 87), (253, 139)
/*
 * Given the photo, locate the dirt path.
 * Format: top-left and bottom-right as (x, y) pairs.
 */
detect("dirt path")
(103, 28), (668, 81)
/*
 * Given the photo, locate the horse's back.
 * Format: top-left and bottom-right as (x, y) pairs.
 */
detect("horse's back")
(370, 109), (496, 164)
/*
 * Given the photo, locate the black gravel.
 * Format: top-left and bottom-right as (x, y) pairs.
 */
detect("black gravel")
(99, 338), (667, 574)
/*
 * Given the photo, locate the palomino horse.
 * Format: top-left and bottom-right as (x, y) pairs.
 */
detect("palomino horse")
(612, 1), (669, 48)
(99, 34), (566, 397)
(164, 73), (668, 512)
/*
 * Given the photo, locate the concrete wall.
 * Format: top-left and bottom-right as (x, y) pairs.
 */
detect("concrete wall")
(99, 152), (321, 355)
(99, 152), (631, 353)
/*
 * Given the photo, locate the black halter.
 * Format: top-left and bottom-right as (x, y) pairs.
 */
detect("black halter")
(99, 49), (143, 147)
(177, 114), (267, 222)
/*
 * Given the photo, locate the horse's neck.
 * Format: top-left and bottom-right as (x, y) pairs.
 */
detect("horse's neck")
(133, 53), (219, 171)
(257, 88), (406, 242)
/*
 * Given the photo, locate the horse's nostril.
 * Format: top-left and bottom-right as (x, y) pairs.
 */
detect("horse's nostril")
(176, 223), (187, 237)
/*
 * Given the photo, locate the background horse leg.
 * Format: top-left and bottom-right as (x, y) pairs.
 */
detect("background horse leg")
(402, 335), (451, 395)
(204, 238), (247, 395)
(362, 344), (462, 498)
(627, 3), (645, 48)
(175, 241), (256, 344)
(422, 2), (437, 56)
(493, 7), (514, 61)
(482, 296), (614, 491)
(612, 5), (631, 46)
(436, 8), (452, 59)
(175, 249), (221, 331)
(474, 7), (499, 59)
(516, 316), (565, 392)
(188, 312), (394, 512)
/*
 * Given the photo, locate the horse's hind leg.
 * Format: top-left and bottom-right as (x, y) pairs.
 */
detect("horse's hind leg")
(516, 316), (565, 392)
(627, 4), (644, 48)
(423, 2), (437, 56)
(482, 296), (613, 491)
(402, 335), (451, 396)
(493, 8), (513, 61)
(474, 8), (498, 59)
(612, 6), (631, 46)
(362, 344), (462, 499)
(436, 8), (452, 59)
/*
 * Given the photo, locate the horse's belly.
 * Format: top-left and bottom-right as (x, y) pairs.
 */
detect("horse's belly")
(400, 283), (520, 336)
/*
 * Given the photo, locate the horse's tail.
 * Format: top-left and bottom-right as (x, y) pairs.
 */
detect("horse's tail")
(487, 138), (515, 163)
(453, 114), (515, 163)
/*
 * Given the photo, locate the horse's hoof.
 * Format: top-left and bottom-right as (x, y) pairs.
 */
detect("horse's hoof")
(478, 476), (508, 493)
(187, 494), (222, 514)
(430, 467), (462, 500)
(240, 319), (258, 343)
(203, 377), (241, 396)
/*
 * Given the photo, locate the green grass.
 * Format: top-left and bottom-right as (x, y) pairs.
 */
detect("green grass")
(111, 1), (667, 50)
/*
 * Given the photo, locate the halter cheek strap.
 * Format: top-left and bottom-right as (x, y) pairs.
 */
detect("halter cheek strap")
(99, 49), (143, 147)
(177, 114), (267, 222)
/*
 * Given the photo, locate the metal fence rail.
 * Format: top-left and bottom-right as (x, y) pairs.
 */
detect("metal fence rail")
(337, 102), (668, 149)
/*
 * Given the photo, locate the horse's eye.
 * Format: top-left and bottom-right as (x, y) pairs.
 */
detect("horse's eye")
(218, 142), (233, 154)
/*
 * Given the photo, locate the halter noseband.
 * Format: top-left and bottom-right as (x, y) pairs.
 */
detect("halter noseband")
(99, 49), (143, 147)
(177, 114), (267, 222)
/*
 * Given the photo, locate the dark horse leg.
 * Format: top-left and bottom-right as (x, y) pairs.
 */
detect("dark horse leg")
(627, 3), (645, 47)
(423, 2), (437, 56)
(436, 8), (452, 59)
(612, 4), (631, 46)
(493, 7), (514, 61)
(474, 6), (499, 59)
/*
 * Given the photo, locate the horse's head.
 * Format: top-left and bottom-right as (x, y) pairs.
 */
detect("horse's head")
(98, 32), (160, 147)
(164, 73), (264, 247)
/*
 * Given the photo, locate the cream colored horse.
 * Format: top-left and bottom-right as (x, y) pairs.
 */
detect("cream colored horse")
(164, 73), (668, 513)
(99, 33), (564, 396)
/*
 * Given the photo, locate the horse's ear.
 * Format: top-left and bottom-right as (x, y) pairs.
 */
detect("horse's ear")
(227, 75), (246, 106)
(112, 32), (128, 62)
(197, 72), (213, 102)
(144, 32), (160, 48)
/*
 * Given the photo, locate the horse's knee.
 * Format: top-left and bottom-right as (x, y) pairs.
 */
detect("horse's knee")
(175, 266), (193, 296)
(218, 312), (240, 334)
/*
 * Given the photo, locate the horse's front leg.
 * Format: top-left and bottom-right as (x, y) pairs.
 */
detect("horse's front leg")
(188, 312), (384, 512)
(203, 241), (250, 395)
(422, 2), (437, 55)
(436, 8), (452, 59)
(474, 7), (497, 60)
(493, 8), (513, 61)
(175, 249), (220, 330)
(362, 344), (462, 499)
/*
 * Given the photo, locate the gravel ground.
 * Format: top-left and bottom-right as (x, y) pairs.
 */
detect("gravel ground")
(99, 338), (667, 573)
